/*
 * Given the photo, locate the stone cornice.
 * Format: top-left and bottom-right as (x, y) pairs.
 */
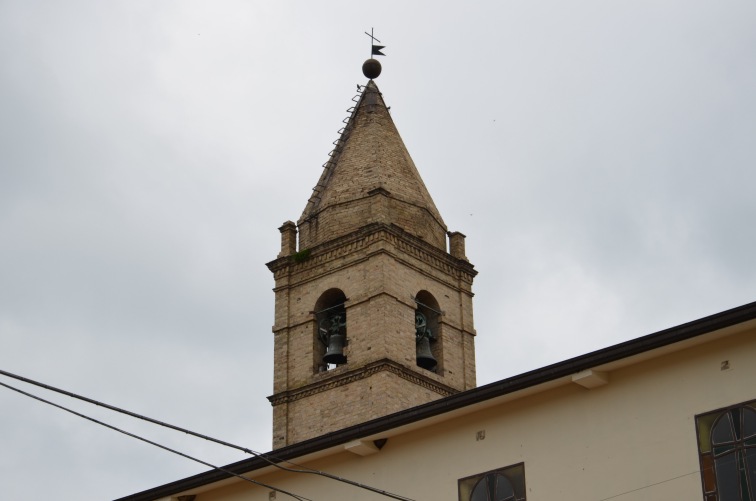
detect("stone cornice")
(267, 359), (458, 406)
(266, 223), (477, 284)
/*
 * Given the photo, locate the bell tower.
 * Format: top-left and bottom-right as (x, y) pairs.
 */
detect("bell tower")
(266, 58), (477, 449)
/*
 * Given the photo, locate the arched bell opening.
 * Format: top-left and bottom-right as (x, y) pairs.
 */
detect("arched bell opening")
(314, 288), (347, 372)
(414, 291), (442, 373)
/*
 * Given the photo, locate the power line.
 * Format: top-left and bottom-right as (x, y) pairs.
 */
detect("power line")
(0, 380), (311, 501)
(0, 369), (415, 501)
(256, 456), (416, 501)
(597, 456), (749, 501)
(4, 369), (731, 501)
(598, 469), (700, 500)
(0, 369), (249, 454)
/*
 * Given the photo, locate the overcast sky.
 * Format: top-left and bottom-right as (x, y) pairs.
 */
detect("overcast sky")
(1, 1), (755, 499)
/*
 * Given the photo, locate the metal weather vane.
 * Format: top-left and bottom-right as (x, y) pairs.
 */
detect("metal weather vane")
(365, 28), (386, 57)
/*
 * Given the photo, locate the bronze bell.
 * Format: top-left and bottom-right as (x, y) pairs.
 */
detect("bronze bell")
(323, 333), (347, 365)
(416, 335), (437, 370)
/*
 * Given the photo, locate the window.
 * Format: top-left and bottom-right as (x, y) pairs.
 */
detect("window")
(459, 463), (526, 501)
(414, 291), (441, 372)
(696, 399), (756, 501)
(313, 289), (347, 371)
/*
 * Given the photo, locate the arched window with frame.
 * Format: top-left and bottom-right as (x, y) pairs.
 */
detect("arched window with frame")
(458, 463), (526, 501)
(313, 289), (347, 372)
(696, 399), (756, 501)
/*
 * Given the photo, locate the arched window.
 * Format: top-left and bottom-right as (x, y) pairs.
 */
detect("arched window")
(696, 400), (756, 501)
(313, 289), (347, 372)
(459, 464), (526, 501)
(471, 474), (515, 501)
(414, 291), (441, 372)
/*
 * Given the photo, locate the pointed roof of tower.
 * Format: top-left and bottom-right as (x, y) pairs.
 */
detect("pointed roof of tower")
(298, 79), (448, 250)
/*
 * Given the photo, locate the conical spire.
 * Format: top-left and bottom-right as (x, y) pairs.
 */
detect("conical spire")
(298, 80), (447, 251)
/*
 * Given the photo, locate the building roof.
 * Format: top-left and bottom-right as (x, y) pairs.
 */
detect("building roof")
(296, 80), (448, 251)
(116, 299), (756, 501)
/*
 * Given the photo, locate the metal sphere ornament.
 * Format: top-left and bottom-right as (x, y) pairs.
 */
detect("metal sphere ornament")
(362, 58), (382, 79)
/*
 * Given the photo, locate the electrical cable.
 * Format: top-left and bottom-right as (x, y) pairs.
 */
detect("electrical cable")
(5, 368), (737, 501)
(0, 369), (415, 501)
(0, 380), (311, 501)
(597, 469), (700, 500)
(597, 456), (747, 501)
(0, 369), (250, 454)
(250, 455), (416, 501)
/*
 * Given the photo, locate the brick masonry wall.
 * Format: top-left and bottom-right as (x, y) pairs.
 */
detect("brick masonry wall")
(268, 224), (477, 447)
(297, 83), (448, 253)
(299, 192), (447, 252)
(275, 369), (453, 448)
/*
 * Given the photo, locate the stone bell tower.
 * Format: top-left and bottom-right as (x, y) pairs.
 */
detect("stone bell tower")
(266, 58), (477, 449)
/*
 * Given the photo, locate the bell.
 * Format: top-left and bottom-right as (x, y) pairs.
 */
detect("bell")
(323, 333), (347, 365)
(416, 336), (437, 370)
